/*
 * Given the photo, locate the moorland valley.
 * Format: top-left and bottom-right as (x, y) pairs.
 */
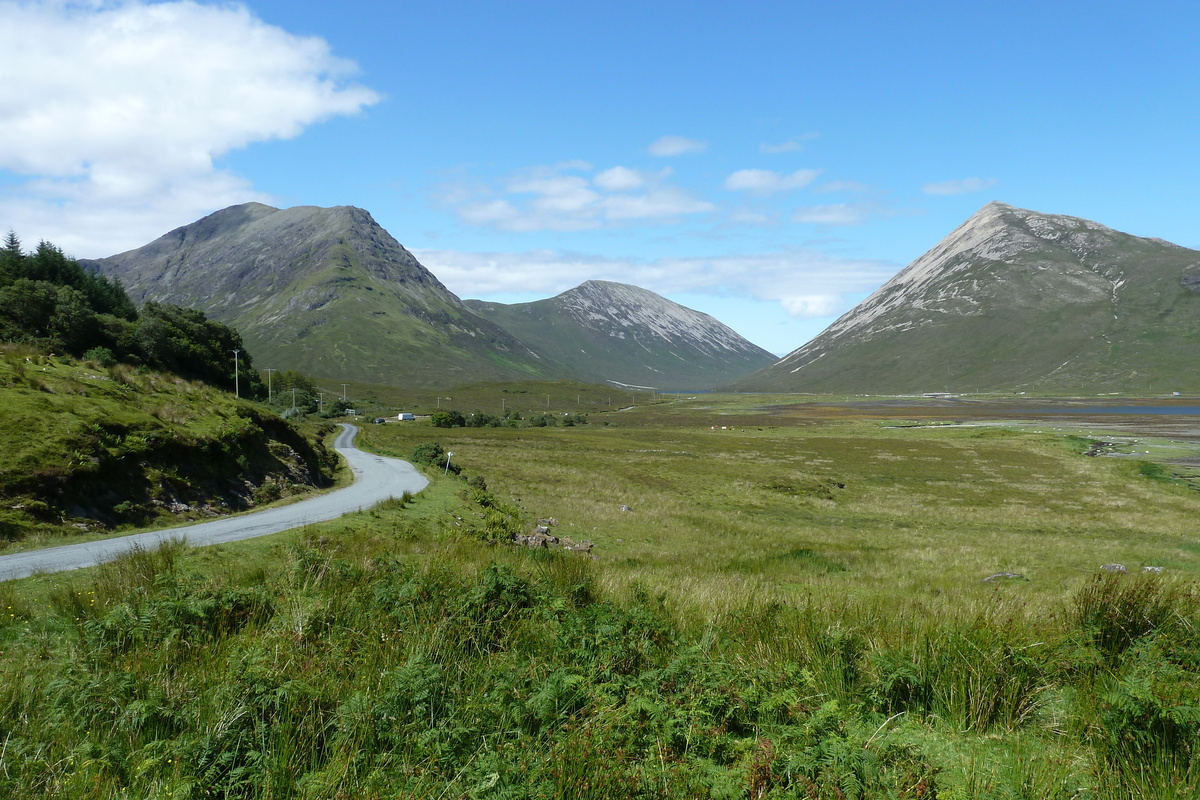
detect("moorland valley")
(1, 203), (1199, 798)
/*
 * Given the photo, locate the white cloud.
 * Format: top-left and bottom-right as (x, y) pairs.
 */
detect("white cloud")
(509, 171), (599, 215)
(759, 140), (803, 155)
(723, 168), (821, 195)
(458, 199), (523, 228)
(814, 180), (872, 194)
(594, 166), (649, 191)
(922, 177), (998, 196)
(647, 135), (707, 157)
(792, 203), (872, 226)
(780, 295), (842, 318)
(600, 187), (714, 220)
(438, 162), (713, 232)
(758, 134), (816, 155)
(0, 0), (379, 256)
(725, 208), (777, 226)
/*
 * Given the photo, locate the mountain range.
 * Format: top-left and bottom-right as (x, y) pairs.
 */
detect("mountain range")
(84, 203), (774, 390)
(730, 202), (1200, 394)
(86, 200), (1200, 396)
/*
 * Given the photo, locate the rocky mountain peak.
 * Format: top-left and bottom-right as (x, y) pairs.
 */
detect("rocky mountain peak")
(553, 280), (753, 353)
(84, 202), (556, 386)
(731, 202), (1200, 394)
(812, 202), (1164, 345)
(87, 202), (451, 310)
(465, 279), (776, 389)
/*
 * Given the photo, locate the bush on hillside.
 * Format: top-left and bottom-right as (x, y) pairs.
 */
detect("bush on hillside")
(411, 441), (461, 474)
(431, 410), (466, 428)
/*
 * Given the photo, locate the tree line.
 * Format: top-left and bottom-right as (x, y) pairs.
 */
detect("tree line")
(0, 231), (263, 395)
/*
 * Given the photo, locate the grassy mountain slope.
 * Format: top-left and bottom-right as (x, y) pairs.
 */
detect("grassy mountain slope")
(0, 345), (336, 548)
(732, 202), (1200, 394)
(465, 280), (778, 390)
(85, 204), (569, 388)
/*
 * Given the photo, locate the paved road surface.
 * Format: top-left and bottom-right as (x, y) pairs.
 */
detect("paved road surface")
(0, 424), (428, 582)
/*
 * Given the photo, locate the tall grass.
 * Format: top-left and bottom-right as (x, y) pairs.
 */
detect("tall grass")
(2, 401), (1199, 797)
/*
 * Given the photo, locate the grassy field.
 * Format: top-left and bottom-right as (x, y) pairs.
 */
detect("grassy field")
(1, 392), (1198, 798)
(318, 377), (658, 419)
(360, 396), (1199, 608)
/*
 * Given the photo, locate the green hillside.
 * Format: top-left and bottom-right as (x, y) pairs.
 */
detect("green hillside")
(0, 346), (335, 549)
(87, 204), (570, 388)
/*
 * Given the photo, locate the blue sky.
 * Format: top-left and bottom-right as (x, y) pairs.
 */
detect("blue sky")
(3, 1), (1198, 355)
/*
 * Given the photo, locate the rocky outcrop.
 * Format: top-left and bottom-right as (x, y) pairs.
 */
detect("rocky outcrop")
(512, 517), (595, 556)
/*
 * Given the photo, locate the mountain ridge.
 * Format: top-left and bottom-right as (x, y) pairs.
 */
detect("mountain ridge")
(730, 201), (1200, 394)
(466, 280), (777, 390)
(85, 203), (568, 387)
(86, 203), (776, 390)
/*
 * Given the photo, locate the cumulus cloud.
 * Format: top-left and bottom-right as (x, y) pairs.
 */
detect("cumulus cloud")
(723, 168), (821, 195)
(414, 246), (895, 321)
(594, 166), (663, 191)
(509, 171), (599, 215)
(780, 295), (843, 318)
(922, 177), (998, 196)
(792, 203), (873, 226)
(647, 135), (707, 157)
(600, 187), (714, 220)
(758, 134), (816, 155)
(0, 0), (379, 256)
(814, 180), (872, 194)
(759, 140), (803, 154)
(438, 162), (714, 232)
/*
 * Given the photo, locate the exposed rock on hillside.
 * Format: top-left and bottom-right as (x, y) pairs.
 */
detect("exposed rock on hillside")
(730, 202), (1200, 394)
(466, 280), (777, 390)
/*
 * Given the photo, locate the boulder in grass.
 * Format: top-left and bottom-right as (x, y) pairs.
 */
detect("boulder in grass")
(983, 572), (1026, 582)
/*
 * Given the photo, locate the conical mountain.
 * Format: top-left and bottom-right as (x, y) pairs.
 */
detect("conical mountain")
(85, 203), (564, 387)
(730, 202), (1200, 394)
(465, 280), (777, 390)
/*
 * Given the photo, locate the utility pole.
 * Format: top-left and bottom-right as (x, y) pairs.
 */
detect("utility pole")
(318, 392), (325, 414)
(231, 349), (240, 398)
(341, 384), (349, 401)
(437, 396), (442, 409)
(291, 387), (297, 412)
(265, 368), (276, 402)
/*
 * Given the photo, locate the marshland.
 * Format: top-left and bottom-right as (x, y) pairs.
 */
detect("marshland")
(2, 392), (1199, 798)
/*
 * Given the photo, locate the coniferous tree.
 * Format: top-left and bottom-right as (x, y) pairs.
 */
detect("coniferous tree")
(0, 230), (21, 282)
